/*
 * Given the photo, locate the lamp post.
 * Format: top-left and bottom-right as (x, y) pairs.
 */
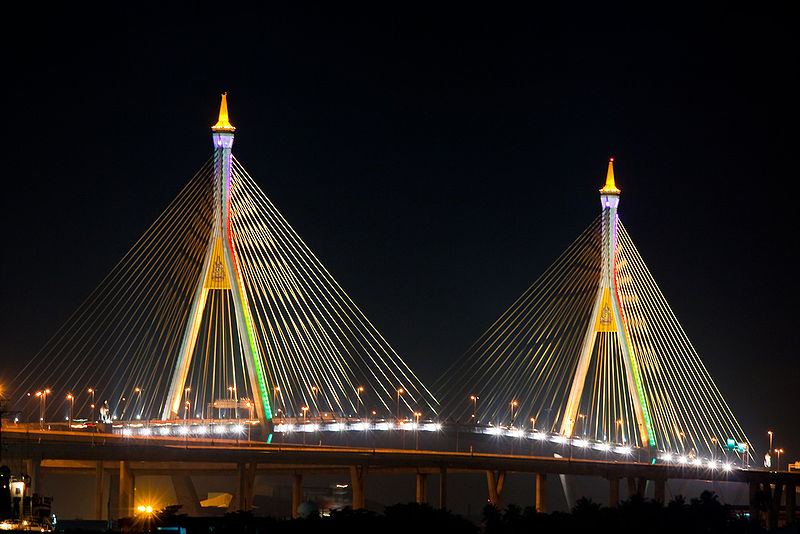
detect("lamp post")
(470, 395), (478, 421)
(301, 406), (309, 445)
(35, 390), (50, 430)
(88, 388), (95, 421)
(510, 400), (518, 427)
(577, 413), (585, 436)
(768, 431), (773, 456)
(228, 386), (236, 418)
(414, 411), (422, 449)
(774, 448), (784, 471)
(66, 393), (74, 428)
(133, 387), (141, 420)
(711, 437), (717, 462)
(396, 388), (404, 420)
(311, 386), (319, 418)
(184, 400), (190, 424)
(356, 386), (364, 418)
(616, 419), (623, 444)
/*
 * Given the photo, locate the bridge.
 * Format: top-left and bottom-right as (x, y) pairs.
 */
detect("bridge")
(3, 95), (793, 528)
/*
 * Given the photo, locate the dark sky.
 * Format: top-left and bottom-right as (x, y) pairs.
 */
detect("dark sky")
(2, 6), (797, 458)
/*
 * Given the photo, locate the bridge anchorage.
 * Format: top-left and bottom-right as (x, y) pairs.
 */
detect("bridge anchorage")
(10, 95), (437, 439)
(438, 159), (752, 464)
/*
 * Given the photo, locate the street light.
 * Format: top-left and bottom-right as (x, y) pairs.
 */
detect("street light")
(768, 430), (773, 454)
(774, 448), (784, 471)
(66, 393), (74, 428)
(184, 400), (190, 424)
(356, 386), (364, 418)
(711, 437), (717, 462)
(35, 389), (50, 429)
(396, 388), (404, 420)
(88, 388), (95, 421)
(414, 411), (422, 449)
(616, 419), (623, 444)
(510, 400), (518, 426)
(228, 386), (236, 419)
(470, 395), (478, 420)
(577, 413), (585, 436)
(133, 387), (141, 420)
(530, 417), (536, 432)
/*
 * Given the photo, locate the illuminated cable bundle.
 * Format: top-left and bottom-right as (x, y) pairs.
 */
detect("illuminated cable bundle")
(437, 161), (750, 457)
(10, 96), (437, 424)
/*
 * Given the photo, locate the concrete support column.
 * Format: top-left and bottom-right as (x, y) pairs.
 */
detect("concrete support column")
(109, 474), (120, 521)
(786, 484), (796, 524)
(291, 474), (303, 519)
(236, 463), (247, 511)
(626, 477), (636, 498)
(94, 461), (104, 520)
(748, 481), (760, 527)
(350, 466), (367, 510)
(438, 467), (447, 509)
(486, 470), (505, 509)
(609, 477), (620, 508)
(768, 483), (783, 532)
(119, 461), (134, 519)
(415, 473), (428, 504)
(25, 459), (41, 495)
(535, 473), (547, 513)
(654, 478), (666, 505)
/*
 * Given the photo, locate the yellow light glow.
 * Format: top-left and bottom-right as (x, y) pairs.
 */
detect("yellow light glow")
(212, 93), (235, 131)
(599, 158), (621, 194)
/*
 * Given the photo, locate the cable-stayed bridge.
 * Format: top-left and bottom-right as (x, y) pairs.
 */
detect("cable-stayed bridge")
(5, 96), (793, 527)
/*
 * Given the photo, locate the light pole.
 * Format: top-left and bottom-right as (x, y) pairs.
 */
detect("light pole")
(311, 386), (319, 418)
(35, 389), (50, 430)
(228, 386), (236, 418)
(356, 386), (364, 418)
(470, 395), (478, 420)
(133, 387), (141, 420)
(414, 411), (422, 449)
(616, 419), (623, 444)
(774, 448), (783, 471)
(301, 406), (309, 445)
(88, 388), (95, 421)
(245, 400), (253, 442)
(711, 437), (717, 462)
(184, 400), (190, 424)
(66, 393), (74, 428)
(510, 400), (518, 427)
(396, 388), (404, 420)
(768, 430), (773, 455)
(577, 413), (585, 436)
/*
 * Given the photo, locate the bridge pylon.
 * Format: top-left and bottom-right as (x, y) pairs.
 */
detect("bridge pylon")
(162, 94), (272, 428)
(560, 159), (654, 447)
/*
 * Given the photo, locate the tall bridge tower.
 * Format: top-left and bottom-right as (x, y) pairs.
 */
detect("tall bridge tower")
(560, 159), (654, 446)
(162, 94), (272, 424)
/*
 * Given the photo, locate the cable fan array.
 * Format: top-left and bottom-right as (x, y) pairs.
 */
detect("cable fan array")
(11, 157), (437, 422)
(436, 217), (750, 456)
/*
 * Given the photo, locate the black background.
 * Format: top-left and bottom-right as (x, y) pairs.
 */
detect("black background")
(2, 5), (797, 461)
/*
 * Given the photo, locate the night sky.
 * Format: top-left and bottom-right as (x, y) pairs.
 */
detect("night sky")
(2, 6), (797, 459)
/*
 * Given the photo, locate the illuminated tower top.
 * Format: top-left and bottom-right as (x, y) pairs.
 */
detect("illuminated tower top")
(212, 93), (236, 131)
(599, 157), (620, 210)
(212, 93), (235, 150)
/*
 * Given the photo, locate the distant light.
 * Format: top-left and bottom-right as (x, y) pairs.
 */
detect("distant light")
(214, 425), (226, 435)
(179, 426), (189, 435)
(707, 460), (717, 469)
(140, 428), (151, 436)
(553, 435), (567, 444)
(122, 428), (132, 437)
(232, 424), (245, 433)
(618, 446), (632, 455)
(159, 427), (170, 436)
(534, 432), (547, 441)
(723, 463), (733, 472)
(574, 439), (588, 448)
(693, 458), (703, 467)
(196, 425), (207, 434)
(487, 426), (503, 436)
(597, 443), (611, 451)
(678, 456), (687, 464)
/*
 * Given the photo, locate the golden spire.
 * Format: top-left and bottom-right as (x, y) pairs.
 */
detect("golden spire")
(211, 92), (235, 131)
(599, 157), (620, 194)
